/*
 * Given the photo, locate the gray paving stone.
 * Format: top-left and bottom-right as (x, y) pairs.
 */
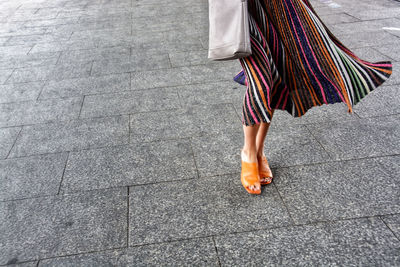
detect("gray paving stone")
(130, 63), (240, 90)
(0, 36), (9, 45)
(129, 174), (291, 246)
(374, 44), (400, 61)
(38, 237), (218, 267)
(215, 217), (400, 266)
(57, 46), (130, 64)
(78, 13), (132, 25)
(80, 88), (180, 118)
(381, 214), (400, 241)
(0, 68), (13, 84)
(39, 73), (130, 99)
(191, 123), (331, 178)
(6, 65), (53, 83)
(0, 82), (43, 103)
(318, 12), (360, 25)
(0, 22), (24, 35)
(190, 130), (243, 178)
(311, 5), (345, 16)
(61, 139), (197, 193)
(385, 61), (399, 86)
(91, 54), (171, 76)
(0, 26), (48, 37)
(351, 46), (393, 62)
(51, 61), (93, 81)
(29, 40), (97, 54)
(5, 260), (38, 266)
(306, 114), (400, 160)
(263, 124), (332, 167)
(274, 156), (400, 224)
(130, 15), (194, 33)
(0, 45), (32, 58)
(130, 67), (193, 90)
(9, 115), (129, 158)
(0, 54), (58, 70)
(266, 103), (358, 127)
(353, 85), (400, 118)
(23, 17), (80, 27)
(130, 104), (241, 143)
(0, 152), (68, 201)
(129, 37), (204, 54)
(0, 126), (20, 159)
(0, 187), (127, 265)
(177, 80), (244, 109)
(74, 20), (129, 33)
(10, 9), (59, 21)
(68, 28), (132, 42)
(346, 7), (400, 20)
(0, 97), (82, 128)
(73, 30), (134, 49)
(6, 34), (70, 46)
(329, 18), (400, 36)
(169, 49), (215, 67)
(336, 31), (400, 49)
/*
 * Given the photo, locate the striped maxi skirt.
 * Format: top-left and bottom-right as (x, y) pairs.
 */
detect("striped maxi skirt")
(233, 0), (393, 126)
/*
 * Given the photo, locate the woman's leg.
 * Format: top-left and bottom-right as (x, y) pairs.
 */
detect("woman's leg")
(241, 123), (261, 191)
(256, 109), (275, 158)
(255, 109), (275, 184)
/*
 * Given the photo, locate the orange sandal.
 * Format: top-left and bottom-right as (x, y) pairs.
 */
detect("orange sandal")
(240, 150), (261, 195)
(258, 155), (273, 185)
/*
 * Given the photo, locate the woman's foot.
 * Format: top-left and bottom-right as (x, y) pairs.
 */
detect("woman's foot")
(240, 149), (261, 194)
(257, 153), (273, 185)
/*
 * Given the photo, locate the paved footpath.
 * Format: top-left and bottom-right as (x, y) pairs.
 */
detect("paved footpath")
(0, 0), (399, 265)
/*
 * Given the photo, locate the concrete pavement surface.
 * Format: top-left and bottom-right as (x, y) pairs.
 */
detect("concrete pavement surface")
(0, 0), (399, 265)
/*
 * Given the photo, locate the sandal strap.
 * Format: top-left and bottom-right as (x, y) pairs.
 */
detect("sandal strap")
(241, 161), (260, 185)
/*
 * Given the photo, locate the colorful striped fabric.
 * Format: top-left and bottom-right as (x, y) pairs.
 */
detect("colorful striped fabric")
(234, 0), (393, 126)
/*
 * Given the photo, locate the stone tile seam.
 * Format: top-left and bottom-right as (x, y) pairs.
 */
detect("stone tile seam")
(355, 112), (400, 120)
(18, 150), (399, 200)
(386, 30), (400, 40)
(271, 180), (296, 225)
(37, 78), (237, 100)
(88, 60), (94, 76)
(20, 214), (400, 266)
(3, 132), (399, 170)
(230, 102), (242, 121)
(4, 135), (190, 160)
(79, 106), (183, 120)
(330, 15), (397, 25)
(128, 113), (131, 144)
(4, 126), (23, 160)
(0, 113), (129, 131)
(0, 104), (397, 137)
(32, 238), (213, 267)
(0, 259), (38, 267)
(378, 215), (400, 243)
(60, 176), (200, 197)
(369, 46), (397, 62)
(304, 124), (335, 161)
(57, 151), (69, 195)
(264, 152), (400, 171)
(31, 244), (130, 267)
(188, 136), (201, 181)
(174, 89), (183, 108)
(127, 186), (130, 248)
(0, 95), (82, 105)
(54, 49), (63, 65)
(2, 68), (15, 85)
(35, 80), (50, 101)
(211, 236), (222, 267)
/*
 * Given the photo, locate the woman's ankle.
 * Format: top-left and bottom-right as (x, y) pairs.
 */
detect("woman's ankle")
(241, 147), (258, 163)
